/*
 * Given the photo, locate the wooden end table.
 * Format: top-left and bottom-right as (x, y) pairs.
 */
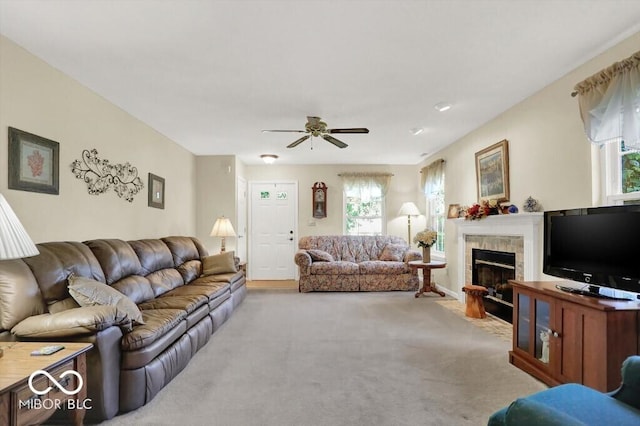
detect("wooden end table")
(0, 342), (93, 426)
(408, 260), (447, 298)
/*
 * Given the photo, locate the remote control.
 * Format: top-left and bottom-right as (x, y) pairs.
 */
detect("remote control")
(31, 345), (65, 356)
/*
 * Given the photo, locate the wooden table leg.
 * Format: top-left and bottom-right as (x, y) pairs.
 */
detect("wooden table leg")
(68, 352), (87, 426)
(415, 268), (445, 298)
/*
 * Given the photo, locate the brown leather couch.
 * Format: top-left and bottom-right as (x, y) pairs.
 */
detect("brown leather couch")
(0, 236), (246, 422)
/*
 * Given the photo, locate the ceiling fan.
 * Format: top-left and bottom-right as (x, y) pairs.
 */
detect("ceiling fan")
(262, 116), (369, 149)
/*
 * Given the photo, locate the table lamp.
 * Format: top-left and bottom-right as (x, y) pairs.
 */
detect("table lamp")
(0, 193), (39, 357)
(210, 216), (236, 252)
(398, 202), (420, 245)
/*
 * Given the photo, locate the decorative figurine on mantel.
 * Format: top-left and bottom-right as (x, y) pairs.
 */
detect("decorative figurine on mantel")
(413, 228), (438, 263)
(523, 196), (542, 212)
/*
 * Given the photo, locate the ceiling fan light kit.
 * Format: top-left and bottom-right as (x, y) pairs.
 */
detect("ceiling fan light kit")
(263, 116), (369, 149)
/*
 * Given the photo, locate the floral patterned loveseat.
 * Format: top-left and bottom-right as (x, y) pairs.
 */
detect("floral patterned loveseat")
(295, 235), (422, 292)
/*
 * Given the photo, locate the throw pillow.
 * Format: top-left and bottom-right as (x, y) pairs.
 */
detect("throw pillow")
(68, 274), (145, 324)
(202, 251), (237, 276)
(307, 249), (334, 262)
(379, 244), (406, 262)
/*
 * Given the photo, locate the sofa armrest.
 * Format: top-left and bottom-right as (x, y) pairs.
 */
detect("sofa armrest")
(609, 355), (640, 410)
(404, 249), (422, 262)
(294, 250), (312, 274)
(11, 305), (131, 338)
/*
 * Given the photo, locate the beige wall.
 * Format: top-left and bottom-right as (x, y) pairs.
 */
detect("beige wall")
(196, 155), (237, 253)
(0, 36), (197, 243)
(421, 31), (640, 295)
(243, 164), (425, 246)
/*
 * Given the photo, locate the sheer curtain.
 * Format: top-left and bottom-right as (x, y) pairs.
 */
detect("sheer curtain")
(341, 173), (392, 199)
(574, 50), (640, 150)
(421, 159), (445, 195)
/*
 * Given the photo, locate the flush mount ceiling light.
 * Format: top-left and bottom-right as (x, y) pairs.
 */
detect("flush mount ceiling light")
(434, 102), (452, 112)
(410, 128), (424, 136)
(260, 154), (278, 164)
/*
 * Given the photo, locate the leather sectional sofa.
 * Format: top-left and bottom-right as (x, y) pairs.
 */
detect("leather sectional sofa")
(295, 235), (422, 292)
(0, 236), (246, 422)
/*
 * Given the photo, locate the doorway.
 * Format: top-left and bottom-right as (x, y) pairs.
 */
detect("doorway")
(248, 181), (298, 280)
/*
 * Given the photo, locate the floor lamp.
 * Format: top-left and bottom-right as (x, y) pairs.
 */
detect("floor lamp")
(210, 216), (236, 252)
(398, 202), (420, 245)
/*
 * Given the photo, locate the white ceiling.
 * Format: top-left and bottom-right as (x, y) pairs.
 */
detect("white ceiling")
(1, 1), (640, 165)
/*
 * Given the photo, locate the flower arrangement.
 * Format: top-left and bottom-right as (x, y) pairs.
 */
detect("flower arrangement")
(413, 228), (438, 248)
(464, 199), (501, 220)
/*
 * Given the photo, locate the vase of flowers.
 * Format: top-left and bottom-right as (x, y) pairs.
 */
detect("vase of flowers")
(413, 229), (437, 263)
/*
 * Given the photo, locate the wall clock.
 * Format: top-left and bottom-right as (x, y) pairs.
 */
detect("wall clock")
(312, 182), (327, 218)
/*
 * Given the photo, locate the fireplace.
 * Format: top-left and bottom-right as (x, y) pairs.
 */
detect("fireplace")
(472, 248), (516, 323)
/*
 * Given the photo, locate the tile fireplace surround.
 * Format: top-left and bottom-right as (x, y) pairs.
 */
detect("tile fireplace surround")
(455, 213), (544, 302)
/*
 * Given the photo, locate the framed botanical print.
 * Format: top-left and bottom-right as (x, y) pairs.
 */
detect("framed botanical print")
(8, 127), (60, 195)
(148, 173), (165, 209)
(475, 139), (510, 202)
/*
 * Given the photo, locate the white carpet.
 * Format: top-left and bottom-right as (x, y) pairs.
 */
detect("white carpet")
(100, 289), (546, 426)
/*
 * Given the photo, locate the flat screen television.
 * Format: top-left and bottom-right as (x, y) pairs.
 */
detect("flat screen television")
(543, 205), (640, 299)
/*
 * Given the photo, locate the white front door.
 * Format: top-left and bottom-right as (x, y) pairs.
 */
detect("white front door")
(249, 181), (298, 280)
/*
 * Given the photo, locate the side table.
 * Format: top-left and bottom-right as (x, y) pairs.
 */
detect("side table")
(408, 260), (447, 298)
(0, 342), (93, 426)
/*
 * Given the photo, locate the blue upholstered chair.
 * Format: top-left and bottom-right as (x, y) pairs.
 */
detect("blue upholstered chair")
(488, 356), (640, 426)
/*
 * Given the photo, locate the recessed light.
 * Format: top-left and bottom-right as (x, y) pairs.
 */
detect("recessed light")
(410, 128), (424, 136)
(260, 154), (278, 164)
(434, 102), (451, 112)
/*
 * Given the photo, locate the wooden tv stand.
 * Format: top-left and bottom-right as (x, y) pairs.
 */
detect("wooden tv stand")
(509, 280), (640, 392)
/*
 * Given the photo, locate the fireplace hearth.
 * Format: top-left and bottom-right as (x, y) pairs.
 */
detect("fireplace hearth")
(472, 248), (516, 323)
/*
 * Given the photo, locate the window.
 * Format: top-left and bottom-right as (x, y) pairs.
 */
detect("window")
(601, 141), (640, 205)
(342, 173), (391, 236)
(575, 51), (640, 205)
(421, 160), (445, 254)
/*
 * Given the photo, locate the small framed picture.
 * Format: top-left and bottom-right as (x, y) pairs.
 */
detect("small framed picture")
(148, 173), (165, 209)
(8, 127), (60, 195)
(447, 204), (461, 219)
(475, 139), (510, 202)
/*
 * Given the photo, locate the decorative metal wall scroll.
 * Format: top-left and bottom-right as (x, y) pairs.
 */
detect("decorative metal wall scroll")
(71, 149), (143, 202)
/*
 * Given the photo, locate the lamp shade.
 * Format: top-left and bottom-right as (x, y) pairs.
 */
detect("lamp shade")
(0, 194), (39, 260)
(210, 216), (236, 237)
(398, 202), (420, 216)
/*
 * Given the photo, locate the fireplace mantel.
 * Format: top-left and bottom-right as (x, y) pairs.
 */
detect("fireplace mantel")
(454, 213), (544, 301)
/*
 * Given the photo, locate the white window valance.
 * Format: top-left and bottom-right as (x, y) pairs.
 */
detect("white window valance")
(340, 173), (392, 200)
(573, 50), (640, 150)
(420, 159), (445, 195)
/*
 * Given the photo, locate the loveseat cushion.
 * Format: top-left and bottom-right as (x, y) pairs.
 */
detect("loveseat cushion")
(23, 241), (106, 305)
(379, 243), (406, 261)
(308, 249), (334, 262)
(11, 305), (130, 338)
(310, 261), (360, 275)
(202, 251), (237, 275)
(121, 308), (186, 351)
(68, 275), (145, 324)
(358, 260), (410, 275)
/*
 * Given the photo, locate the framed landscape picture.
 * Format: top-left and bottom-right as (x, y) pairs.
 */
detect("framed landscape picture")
(475, 139), (509, 202)
(148, 173), (165, 209)
(8, 127), (60, 195)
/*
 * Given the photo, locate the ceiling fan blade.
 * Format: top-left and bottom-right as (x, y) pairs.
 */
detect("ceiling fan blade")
(287, 135), (311, 148)
(262, 129), (306, 133)
(328, 128), (369, 134)
(322, 134), (348, 148)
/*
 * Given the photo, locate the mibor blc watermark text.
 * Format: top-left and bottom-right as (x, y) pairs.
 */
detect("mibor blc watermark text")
(20, 369), (93, 410)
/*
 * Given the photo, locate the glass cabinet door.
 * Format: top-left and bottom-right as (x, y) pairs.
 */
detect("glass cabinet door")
(534, 299), (551, 364)
(517, 293), (530, 352)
